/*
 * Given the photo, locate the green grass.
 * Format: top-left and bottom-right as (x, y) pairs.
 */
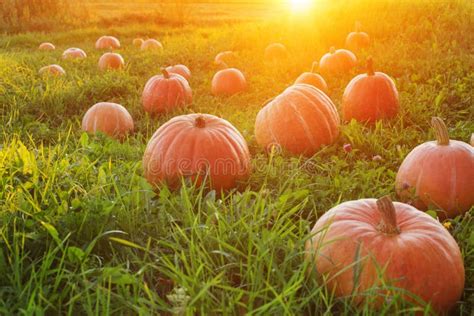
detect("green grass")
(0, 0), (473, 314)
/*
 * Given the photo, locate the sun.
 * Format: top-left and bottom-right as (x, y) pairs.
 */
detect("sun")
(289, 0), (314, 12)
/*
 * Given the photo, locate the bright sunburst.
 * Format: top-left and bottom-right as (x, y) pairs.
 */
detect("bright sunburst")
(290, 0), (314, 12)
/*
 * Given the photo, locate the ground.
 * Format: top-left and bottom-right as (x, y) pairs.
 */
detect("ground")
(0, 0), (473, 314)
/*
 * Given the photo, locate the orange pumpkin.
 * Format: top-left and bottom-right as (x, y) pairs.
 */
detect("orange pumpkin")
(345, 22), (370, 51)
(214, 51), (237, 67)
(82, 102), (134, 139)
(264, 43), (289, 61)
(165, 64), (191, 81)
(254, 84), (340, 156)
(396, 117), (474, 218)
(211, 67), (247, 96)
(143, 113), (251, 191)
(38, 64), (65, 76)
(305, 196), (464, 314)
(319, 47), (357, 75)
(141, 39), (163, 51)
(342, 57), (399, 123)
(95, 36), (121, 50)
(38, 42), (55, 51)
(294, 62), (328, 94)
(62, 48), (87, 59)
(142, 68), (192, 115)
(133, 38), (144, 48)
(98, 52), (125, 71)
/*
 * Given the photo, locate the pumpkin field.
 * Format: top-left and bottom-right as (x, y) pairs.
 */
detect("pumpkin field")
(0, 0), (473, 314)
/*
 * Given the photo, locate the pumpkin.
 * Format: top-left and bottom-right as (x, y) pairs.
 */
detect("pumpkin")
(254, 84), (340, 156)
(142, 68), (192, 115)
(38, 42), (55, 51)
(95, 36), (121, 50)
(214, 51), (237, 67)
(98, 52), (125, 71)
(141, 39), (163, 51)
(38, 64), (65, 76)
(211, 67), (247, 96)
(165, 64), (191, 81)
(82, 102), (134, 139)
(264, 43), (289, 61)
(133, 38), (144, 48)
(345, 22), (370, 51)
(342, 57), (399, 123)
(143, 113), (251, 191)
(294, 62), (328, 94)
(62, 48), (87, 59)
(395, 117), (474, 218)
(305, 196), (464, 314)
(319, 47), (357, 75)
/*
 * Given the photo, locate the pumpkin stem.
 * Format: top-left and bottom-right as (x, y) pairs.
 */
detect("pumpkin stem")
(161, 68), (170, 79)
(355, 21), (361, 32)
(367, 56), (375, 76)
(431, 117), (450, 145)
(376, 196), (400, 235)
(195, 115), (206, 128)
(329, 46), (336, 54)
(311, 61), (319, 73)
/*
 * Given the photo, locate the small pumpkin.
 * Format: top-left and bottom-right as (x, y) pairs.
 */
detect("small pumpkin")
(342, 57), (399, 123)
(62, 48), (87, 59)
(38, 42), (55, 51)
(294, 62), (328, 94)
(211, 67), (247, 96)
(255, 84), (340, 156)
(214, 51), (237, 67)
(38, 64), (65, 76)
(345, 22), (370, 51)
(141, 39), (163, 51)
(95, 36), (121, 50)
(98, 52), (125, 71)
(264, 43), (289, 62)
(396, 117), (474, 218)
(319, 47), (357, 75)
(305, 196), (465, 314)
(82, 102), (134, 139)
(143, 113), (251, 191)
(142, 68), (192, 115)
(165, 64), (191, 81)
(133, 38), (144, 48)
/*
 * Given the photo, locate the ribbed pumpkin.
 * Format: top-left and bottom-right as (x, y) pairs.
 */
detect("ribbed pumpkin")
(305, 196), (465, 314)
(98, 53), (125, 71)
(133, 38), (144, 48)
(143, 113), (251, 191)
(39, 64), (65, 76)
(254, 84), (340, 156)
(264, 43), (289, 61)
(38, 42), (55, 51)
(142, 68), (192, 115)
(211, 67), (247, 96)
(82, 102), (134, 139)
(62, 48), (87, 59)
(165, 64), (191, 81)
(345, 22), (370, 51)
(294, 62), (328, 94)
(396, 117), (474, 218)
(342, 57), (399, 123)
(141, 39), (163, 51)
(214, 51), (237, 67)
(95, 36), (121, 50)
(319, 47), (357, 75)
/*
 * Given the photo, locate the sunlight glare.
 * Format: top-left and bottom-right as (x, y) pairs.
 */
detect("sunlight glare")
(290, 0), (314, 13)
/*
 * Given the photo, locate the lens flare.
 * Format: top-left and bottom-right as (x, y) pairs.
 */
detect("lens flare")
(290, 0), (313, 12)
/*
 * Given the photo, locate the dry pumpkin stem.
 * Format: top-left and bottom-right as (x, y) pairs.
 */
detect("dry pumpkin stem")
(366, 56), (375, 76)
(431, 117), (450, 145)
(355, 21), (361, 32)
(376, 196), (400, 235)
(311, 61), (319, 73)
(194, 115), (206, 128)
(161, 67), (170, 79)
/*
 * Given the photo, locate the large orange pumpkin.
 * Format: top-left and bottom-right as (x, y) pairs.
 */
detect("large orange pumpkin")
(294, 62), (328, 94)
(133, 38), (144, 48)
(39, 64), (65, 76)
(305, 196), (464, 314)
(143, 113), (251, 191)
(95, 36), (121, 50)
(211, 67), (247, 96)
(62, 48), (87, 59)
(342, 57), (399, 123)
(142, 68), (192, 115)
(254, 84), (340, 156)
(319, 47), (357, 75)
(82, 102), (134, 139)
(165, 64), (191, 81)
(396, 117), (474, 218)
(345, 22), (370, 51)
(98, 52), (125, 71)
(214, 51), (237, 67)
(141, 39), (163, 51)
(264, 43), (289, 62)
(38, 42), (55, 51)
